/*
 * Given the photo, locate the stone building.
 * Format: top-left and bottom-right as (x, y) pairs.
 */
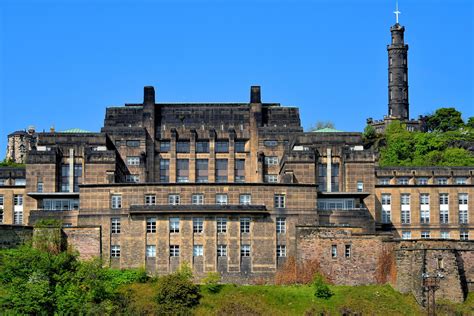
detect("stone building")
(0, 17), (473, 304)
(5, 126), (37, 163)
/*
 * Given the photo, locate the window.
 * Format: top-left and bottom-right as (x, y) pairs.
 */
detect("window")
(274, 194), (285, 208)
(193, 245), (203, 256)
(160, 141), (170, 152)
(14, 194), (23, 206)
(455, 177), (467, 185)
(145, 194), (156, 205)
(176, 141), (190, 153)
(192, 194), (204, 205)
(401, 194), (410, 205)
(111, 195), (122, 209)
(276, 217), (286, 234)
(331, 245), (337, 258)
(331, 163), (340, 192)
(420, 194), (430, 205)
(169, 217), (180, 233)
(160, 159), (170, 183)
(239, 194), (251, 205)
(417, 177), (428, 185)
(42, 199), (79, 211)
(436, 177), (448, 185)
(241, 245), (250, 257)
(357, 181), (364, 192)
(318, 199), (355, 210)
(459, 193), (468, 205)
(111, 218), (121, 234)
(390, 72), (393, 82)
(397, 178), (409, 185)
(216, 194), (228, 205)
(344, 245), (351, 258)
(277, 245), (286, 257)
(14, 178), (26, 186)
(420, 209), (430, 224)
(234, 159), (245, 183)
(381, 193), (391, 224)
(379, 178), (390, 185)
(215, 159), (228, 183)
(193, 217), (203, 233)
(217, 244), (227, 257)
(37, 181), (43, 193)
(402, 231), (411, 240)
(265, 175), (278, 183)
(176, 159), (189, 183)
(440, 231), (450, 239)
(460, 231), (469, 240)
(111, 245), (121, 258)
(127, 156), (140, 166)
(170, 245), (180, 257)
(421, 231), (430, 239)
(217, 217), (227, 233)
(264, 140), (278, 147)
(235, 141), (246, 152)
(196, 141), (209, 153)
(168, 194), (180, 205)
(146, 245), (156, 258)
(459, 209), (468, 224)
(0, 195), (3, 223)
(60, 164), (70, 192)
(240, 217), (250, 233)
(264, 156), (279, 166)
(215, 141), (229, 153)
(126, 174), (140, 183)
(196, 159), (209, 183)
(147, 218), (157, 233)
(381, 194), (391, 205)
(440, 209), (449, 224)
(0, 179), (4, 186)
(401, 210), (411, 224)
(126, 140), (140, 147)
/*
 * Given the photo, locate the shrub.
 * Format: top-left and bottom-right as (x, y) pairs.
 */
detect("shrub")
(313, 273), (333, 300)
(202, 272), (222, 293)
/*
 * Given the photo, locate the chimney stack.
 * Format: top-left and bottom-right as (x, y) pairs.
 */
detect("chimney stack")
(144, 86), (155, 104)
(250, 86), (261, 103)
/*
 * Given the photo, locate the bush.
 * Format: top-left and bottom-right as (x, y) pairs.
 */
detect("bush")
(202, 272), (222, 293)
(155, 265), (201, 314)
(313, 273), (333, 300)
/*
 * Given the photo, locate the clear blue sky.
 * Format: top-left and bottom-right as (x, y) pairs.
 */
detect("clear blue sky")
(0, 0), (472, 158)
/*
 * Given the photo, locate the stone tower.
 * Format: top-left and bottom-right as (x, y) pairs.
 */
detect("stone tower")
(387, 22), (409, 120)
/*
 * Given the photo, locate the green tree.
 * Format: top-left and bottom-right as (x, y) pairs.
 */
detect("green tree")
(466, 117), (474, 129)
(313, 273), (333, 300)
(426, 107), (464, 132)
(378, 121), (415, 166)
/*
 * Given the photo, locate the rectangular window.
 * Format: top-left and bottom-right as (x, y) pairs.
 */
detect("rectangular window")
(14, 194), (23, 206)
(357, 181), (364, 192)
(176, 159), (189, 183)
(111, 245), (121, 258)
(264, 175), (278, 183)
(318, 163), (327, 191)
(436, 177), (448, 185)
(421, 231), (430, 239)
(196, 141), (209, 153)
(37, 181), (44, 193)
(401, 194), (410, 205)
(381, 193), (391, 223)
(331, 163), (340, 192)
(14, 178), (25, 186)
(160, 141), (170, 152)
(264, 156), (279, 166)
(146, 245), (156, 258)
(459, 209), (468, 224)
(344, 245), (351, 258)
(276, 217), (286, 234)
(241, 245), (250, 257)
(111, 195), (122, 209)
(193, 217), (203, 233)
(126, 156), (140, 166)
(126, 140), (140, 147)
(169, 217), (180, 233)
(168, 194), (180, 205)
(0, 195), (3, 223)
(459, 193), (468, 205)
(420, 194), (430, 205)
(420, 209), (430, 224)
(111, 218), (121, 234)
(331, 245), (337, 258)
(440, 209), (449, 224)
(234, 159), (245, 183)
(160, 159), (170, 183)
(42, 199), (79, 211)
(193, 245), (203, 257)
(215, 159), (228, 183)
(397, 178), (409, 185)
(277, 245), (286, 257)
(239, 194), (251, 205)
(381, 194), (391, 205)
(235, 141), (246, 153)
(440, 231), (450, 239)
(147, 218), (157, 233)
(460, 231), (469, 241)
(216, 194), (228, 205)
(274, 194), (286, 208)
(125, 174), (140, 183)
(402, 231), (411, 240)
(145, 194), (156, 205)
(215, 141), (229, 153)
(192, 194), (204, 205)
(455, 177), (467, 185)
(217, 217), (227, 233)
(401, 209), (411, 224)
(240, 217), (250, 233)
(176, 141), (190, 153)
(196, 159), (209, 183)
(417, 177), (428, 185)
(264, 140), (278, 147)
(379, 178), (390, 185)
(217, 244), (227, 257)
(60, 164), (70, 192)
(170, 245), (180, 257)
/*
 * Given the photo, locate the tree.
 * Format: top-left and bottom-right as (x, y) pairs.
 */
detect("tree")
(426, 107), (464, 132)
(466, 117), (474, 129)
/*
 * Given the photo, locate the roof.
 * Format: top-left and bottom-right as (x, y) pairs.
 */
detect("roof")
(8, 130), (28, 137)
(311, 127), (344, 133)
(61, 128), (92, 133)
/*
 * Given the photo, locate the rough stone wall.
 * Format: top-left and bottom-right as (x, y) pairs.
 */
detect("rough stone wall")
(63, 227), (101, 260)
(0, 225), (33, 248)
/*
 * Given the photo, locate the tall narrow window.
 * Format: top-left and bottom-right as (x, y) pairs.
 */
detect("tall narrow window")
(459, 193), (468, 224)
(344, 245), (351, 258)
(234, 159), (245, 183)
(60, 164), (70, 192)
(331, 245), (337, 258)
(439, 193), (449, 224)
(277, 245), (286, 257)
(160, 159), (170, 183)
(331, 163), (339, 192)
(0, 195), (4, 223)
(215, 159), (228, 183)
(146, 245), (156, 258)
(217, 217), (227, 233)
(274, 194), (286, 208)
(196, 159), (209, 183)
(276, 217), (286, 234)
(357, 181), (364, 192)
(147, 218), (157, 233)
(381, 194), (391, 223)
(318, 164), (327, 191)
(401, 194), (411, 224)
(196, 141), (209, 153)
(111, 195), (122, 209)
(193, 217), (204, 233)
(111, 218), (121, 234)
(176, 141), (190, 153)
(37, 181), (44, 193)
(240, 217), (250, 233)
(169, 217), (180, 233)
(176, 159), (189, 183)
(215, 141), (229, 153)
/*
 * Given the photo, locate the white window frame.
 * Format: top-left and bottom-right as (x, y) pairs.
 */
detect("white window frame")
(402, 231), (411, 240)
(111, 245), (121, 258)
(146, 217), (157, 233)
(111, 195), (122, 209)
(170, 245), (180, 257)
(239, 194), (251, 205)
(193, 217), (204, 233)
(169, 217), (180, 233)
(264, 174), (278, 183)
(217, 217), (227, 233)
(168, 194), (180, 205)
(276, 217), (286, 234)
(240, 217), (250, 233)
(216, 194), (228, 205)
(193, 245), (203, 257)
(274, 194), (286, 208)
(146, 245), (156, 258)
(277, 245), (287, 257)
(111, 218), (121, 234)
(264, 156), (279, 166)
(217, 244), (227, 257)
(126, 156), (140, 166)
(241, 244), (250, 257)
(192, 194), (204, 205)
(145, 194), (156, 205)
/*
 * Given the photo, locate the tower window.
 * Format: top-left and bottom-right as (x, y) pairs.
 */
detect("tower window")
(390, 72), (392, 82)
(390, 57), (392, 65)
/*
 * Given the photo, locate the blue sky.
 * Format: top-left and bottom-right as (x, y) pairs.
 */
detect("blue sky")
(0, 0), (472, 158)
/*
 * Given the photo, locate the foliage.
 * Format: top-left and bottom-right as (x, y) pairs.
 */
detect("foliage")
(202, 272), (222, 293)
(363, 124), (376, 140)
(155, 264), (201, 314)
(308, 120), (335, 131)
(0, 158), (25, 168)
(34, 218), (62, 228)
(467, 117), (474, 129)
(426, 107), (464, 132)
(312, 273), (334, 299)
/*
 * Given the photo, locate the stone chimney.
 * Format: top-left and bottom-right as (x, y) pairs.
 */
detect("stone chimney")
(144, 86), (155, 105)
(250, 86), (261, 104)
